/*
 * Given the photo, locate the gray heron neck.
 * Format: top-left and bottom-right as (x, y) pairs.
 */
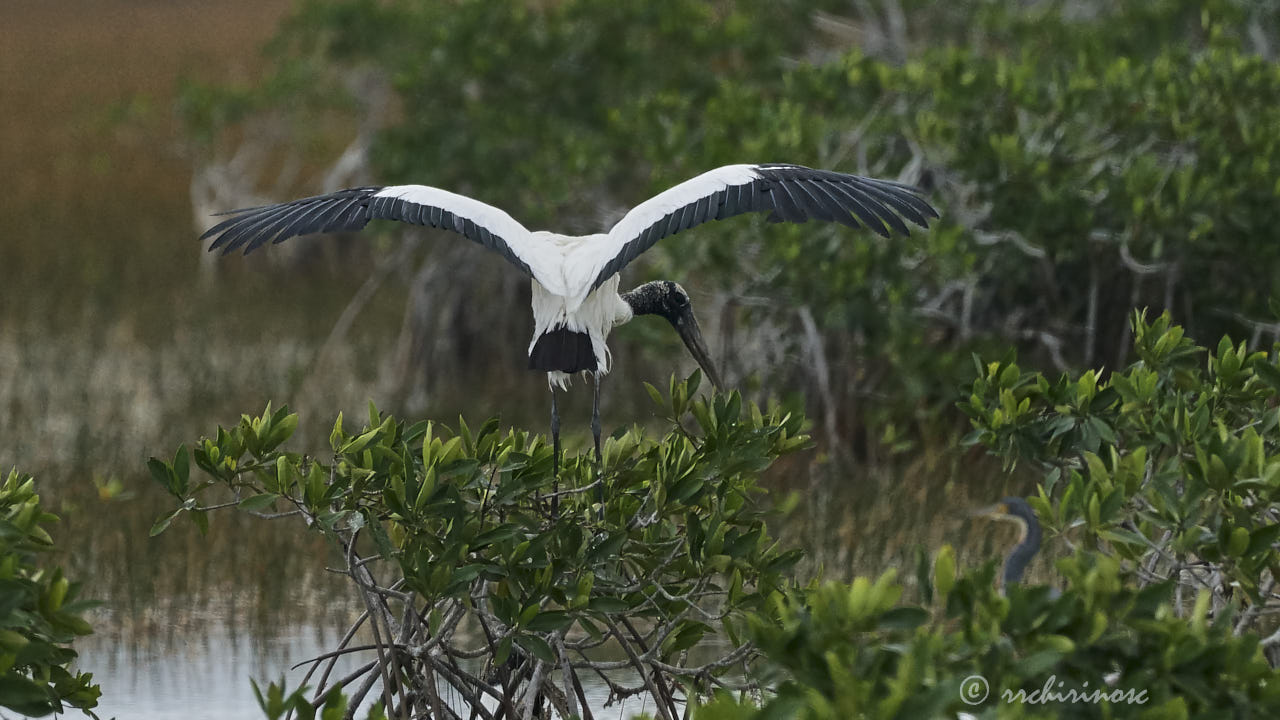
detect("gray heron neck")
(1003, 516), (1042, 586)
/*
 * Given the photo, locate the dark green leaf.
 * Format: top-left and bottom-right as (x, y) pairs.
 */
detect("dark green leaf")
(516, 634), (556, 664)
(877, 606), (928, 631)
(526, 611), (574, 633)
(238, 493), (280, 512)
(149, 508), (183, 537)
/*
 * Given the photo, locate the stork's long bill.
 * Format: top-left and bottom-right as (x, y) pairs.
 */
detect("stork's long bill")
(617, 280), (722, 390)
(199, 163), (938, 385)
(672, 308), (720, 391)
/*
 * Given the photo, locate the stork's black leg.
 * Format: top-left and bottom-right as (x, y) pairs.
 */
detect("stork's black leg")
(592, 373), (603, 519)
(591, 375), (603, 463)
(550, 386), (561, 519)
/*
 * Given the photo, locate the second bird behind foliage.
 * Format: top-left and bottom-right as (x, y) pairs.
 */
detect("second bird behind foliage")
(973, 496), (1043, 589)
(199, 163), (938, 502)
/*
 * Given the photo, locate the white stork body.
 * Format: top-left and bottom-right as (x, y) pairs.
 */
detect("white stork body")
(528, 268), (631, 389)
(200, 162), (937, 494)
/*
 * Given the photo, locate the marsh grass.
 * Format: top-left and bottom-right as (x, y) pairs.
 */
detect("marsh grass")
(1, 0), (380, 662)
(1, 0), (294, 319)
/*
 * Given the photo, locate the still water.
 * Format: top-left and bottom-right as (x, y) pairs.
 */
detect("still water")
(83, 619), (359, 720)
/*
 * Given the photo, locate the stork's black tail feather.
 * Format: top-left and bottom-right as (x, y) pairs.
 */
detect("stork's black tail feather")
(529, 328), (597, 373)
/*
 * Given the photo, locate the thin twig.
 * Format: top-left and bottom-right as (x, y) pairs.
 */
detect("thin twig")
(602, 617), (674, 720)
(520, 659), (547, 720)
(345, 530), (398, 718)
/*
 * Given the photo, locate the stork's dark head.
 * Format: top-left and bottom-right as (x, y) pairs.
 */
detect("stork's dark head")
(622, 281), (723, 389)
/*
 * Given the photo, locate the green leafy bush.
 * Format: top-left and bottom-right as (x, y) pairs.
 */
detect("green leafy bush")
(0, 471), (100, 717)
(695, 552), (1280, 719)
(962, 310), (1280, 632)
(250, 680), (375, 720)
(149, 374), (811, 718)
(689, 313), (1280, 719)
(144, 314), (1280, 718)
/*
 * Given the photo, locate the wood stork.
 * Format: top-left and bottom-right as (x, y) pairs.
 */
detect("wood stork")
(200, 163), (937, 506)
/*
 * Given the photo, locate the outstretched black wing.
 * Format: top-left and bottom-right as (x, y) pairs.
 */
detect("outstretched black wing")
(200, 184), (557, 287)
(591, 163), (937, 292)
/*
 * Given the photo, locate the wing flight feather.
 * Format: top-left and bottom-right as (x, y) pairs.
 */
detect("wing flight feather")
(199, 185), (569, 294)
(584, 163), (938, 294)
